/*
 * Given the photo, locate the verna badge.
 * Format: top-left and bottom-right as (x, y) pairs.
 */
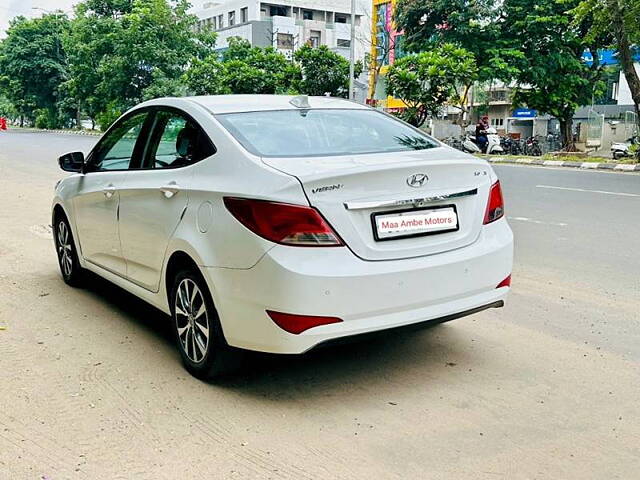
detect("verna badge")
(407, 173), (428, 188)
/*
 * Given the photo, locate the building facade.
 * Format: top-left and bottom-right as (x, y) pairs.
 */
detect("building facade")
(195, 0), (369, 64)
(368, 0), (405, 109)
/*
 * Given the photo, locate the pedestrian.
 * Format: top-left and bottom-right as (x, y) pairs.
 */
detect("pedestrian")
(475, 115), (490, 153)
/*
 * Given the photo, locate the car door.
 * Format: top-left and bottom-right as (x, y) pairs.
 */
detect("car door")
(73, 110), (151, 275)
(118, 108), (216, 292)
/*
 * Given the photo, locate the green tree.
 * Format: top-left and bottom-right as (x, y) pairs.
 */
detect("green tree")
(65, 0), (216, 130)
(395, 0), (521, 84)
(502, 0), (607, 151)
(184, 38), (301, 95)
(0, 13), (71, 128)
(394, 0), (521, 129)
(386, 44), (478, 127)
(294, 44), (362, 97)
(575, 0), (640, 141)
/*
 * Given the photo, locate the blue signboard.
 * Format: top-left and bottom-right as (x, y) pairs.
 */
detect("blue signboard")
(512, 108), (537, 118)
(582, 48), (640, 66)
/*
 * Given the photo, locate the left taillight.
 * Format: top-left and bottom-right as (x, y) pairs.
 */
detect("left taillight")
(223, 197), (344, 247)
(484, 180), (504, 224)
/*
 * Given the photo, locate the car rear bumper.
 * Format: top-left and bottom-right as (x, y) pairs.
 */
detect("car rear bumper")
(203, 218), (513, 354)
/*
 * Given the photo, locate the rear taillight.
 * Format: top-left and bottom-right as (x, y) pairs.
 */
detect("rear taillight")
(224, 197), (343, 247)
(267, 310), (343, 334)
(484, 180), (504, 224)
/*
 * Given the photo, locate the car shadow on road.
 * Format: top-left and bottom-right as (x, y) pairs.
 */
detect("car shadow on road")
(79, 271), (175, 347)
(79, 271), (475, 398)
(216, 324), (472, 398)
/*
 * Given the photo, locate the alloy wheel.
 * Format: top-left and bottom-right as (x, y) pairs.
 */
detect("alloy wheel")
(174, 278), (210, 363)
(57, 221), (73, 277)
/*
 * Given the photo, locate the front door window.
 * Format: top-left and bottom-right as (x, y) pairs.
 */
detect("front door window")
(90, 112), (148, 171)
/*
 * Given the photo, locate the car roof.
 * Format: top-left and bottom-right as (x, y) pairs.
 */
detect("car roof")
(184, 94), (369, 114)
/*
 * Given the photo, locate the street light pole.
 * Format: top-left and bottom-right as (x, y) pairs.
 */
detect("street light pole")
(348, 0), (356, 101)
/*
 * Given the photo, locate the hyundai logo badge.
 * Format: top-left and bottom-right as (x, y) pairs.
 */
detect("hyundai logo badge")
(407, 173), (428, 188)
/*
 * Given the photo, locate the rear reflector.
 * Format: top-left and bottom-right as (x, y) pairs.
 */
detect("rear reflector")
(484, 180), (505, 224)
(266, 310), (343, 334)
(496, 274), (511, 289)
(224, 197), (343, 246)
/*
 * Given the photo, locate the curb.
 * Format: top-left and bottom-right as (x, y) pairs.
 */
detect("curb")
(486, 157), (640, 172)
(10, 127), (102, 137)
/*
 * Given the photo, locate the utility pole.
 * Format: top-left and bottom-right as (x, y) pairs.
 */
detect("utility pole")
(348, 0), (356, 101)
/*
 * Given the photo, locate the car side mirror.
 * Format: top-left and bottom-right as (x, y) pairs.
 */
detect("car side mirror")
(58, 152), (85, 173)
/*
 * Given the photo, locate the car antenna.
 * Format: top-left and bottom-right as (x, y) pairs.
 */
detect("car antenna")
(289, 95), (311, 109)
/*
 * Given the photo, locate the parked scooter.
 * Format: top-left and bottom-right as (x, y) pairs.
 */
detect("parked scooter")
(462, 127), (504, 154)
(611, 136), (639, 160)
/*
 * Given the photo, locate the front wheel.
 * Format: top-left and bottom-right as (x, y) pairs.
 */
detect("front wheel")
(170, 269), (242, 379)
(54, 215), (85, 287)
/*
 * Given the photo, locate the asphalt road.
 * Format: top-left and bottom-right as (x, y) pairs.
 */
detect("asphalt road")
(1, 130), (639, 479)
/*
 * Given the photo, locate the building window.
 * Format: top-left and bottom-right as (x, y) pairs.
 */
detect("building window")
(218, 14), (223, 28)
(337, 38), (350, 48)
(489, 90), (507, 102)
(309, 30), (321, 47)
(241, 7), (248, 23)
(491, 118), (505, 127)
(335, 13), (348, 23)
(302, 10), (313, 20)
(270, 6), (287, 17)
(394, 34), (405, 59)
(228, 11), (235, 26)
(375, 4), (391, 66)
(277, 33), (294, 50)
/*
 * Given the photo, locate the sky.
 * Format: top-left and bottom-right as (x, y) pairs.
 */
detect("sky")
(0, 0), (78, 35)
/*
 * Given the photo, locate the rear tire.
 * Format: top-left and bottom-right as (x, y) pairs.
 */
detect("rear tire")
(53, 214), (85, 287)
(170, 268), (242, 379)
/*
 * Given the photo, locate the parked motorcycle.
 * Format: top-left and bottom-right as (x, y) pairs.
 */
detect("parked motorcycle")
(611, 136), (639, 160)
(462, 127), (504, 154)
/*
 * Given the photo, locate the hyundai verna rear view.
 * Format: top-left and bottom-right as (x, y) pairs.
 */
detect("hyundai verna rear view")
(52, 95), (513, 378)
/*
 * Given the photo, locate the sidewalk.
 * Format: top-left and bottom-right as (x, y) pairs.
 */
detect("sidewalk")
(484, 156), (640, 172)
(9, 126), (102, 136)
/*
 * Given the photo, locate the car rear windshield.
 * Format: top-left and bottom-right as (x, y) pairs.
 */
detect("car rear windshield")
(215, 108), (439, 157)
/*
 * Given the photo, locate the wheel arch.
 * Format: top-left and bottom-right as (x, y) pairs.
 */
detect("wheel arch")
(164, 249), (230, 345)
(52, 202), (68, 223)
(165, 250), (202, 305)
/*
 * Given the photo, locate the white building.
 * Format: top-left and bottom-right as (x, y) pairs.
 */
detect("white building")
(194, 0), (369, 64)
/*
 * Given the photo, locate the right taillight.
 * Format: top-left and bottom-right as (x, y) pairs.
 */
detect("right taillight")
(224, 197), (343, 247)
(483, 180), (504, 224)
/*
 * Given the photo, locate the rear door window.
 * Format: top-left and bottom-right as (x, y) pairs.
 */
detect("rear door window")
(142, 110), (215, 169)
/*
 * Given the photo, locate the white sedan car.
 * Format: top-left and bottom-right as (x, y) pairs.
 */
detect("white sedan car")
(52, 95), (513, 378)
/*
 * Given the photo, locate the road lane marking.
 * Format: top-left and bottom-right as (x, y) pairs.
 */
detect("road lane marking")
(536, 185), (640, 197)
(508, 216), (568, 227)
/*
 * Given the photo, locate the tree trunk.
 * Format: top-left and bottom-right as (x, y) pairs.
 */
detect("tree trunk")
(76, 103), (82, 130)
(609, 0), (640, 135)
(559, 115), (575, 152)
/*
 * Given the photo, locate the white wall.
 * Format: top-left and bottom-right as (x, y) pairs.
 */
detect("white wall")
(195, 0), (370, 62)
(617, 63), (640, 105)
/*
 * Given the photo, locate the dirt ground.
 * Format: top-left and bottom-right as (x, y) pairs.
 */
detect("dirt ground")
(1, 131), (639, 479)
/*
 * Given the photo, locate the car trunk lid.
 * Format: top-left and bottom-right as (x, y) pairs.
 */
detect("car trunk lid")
(262, 147), (492, 261)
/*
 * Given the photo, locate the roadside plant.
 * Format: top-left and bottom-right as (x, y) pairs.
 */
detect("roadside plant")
(386, 44), (478, 128)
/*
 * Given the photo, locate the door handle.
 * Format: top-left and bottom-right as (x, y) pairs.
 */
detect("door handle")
(160, 182), (180, 199)
(103, 185), (116, 199)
